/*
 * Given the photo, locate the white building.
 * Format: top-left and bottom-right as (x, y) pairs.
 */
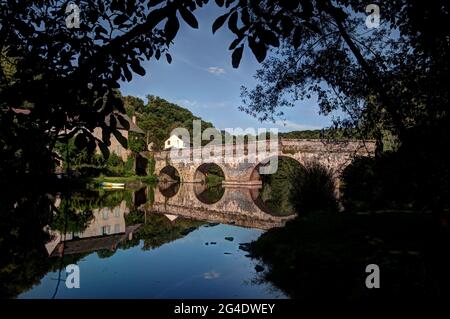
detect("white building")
(164, 134), (185, 149)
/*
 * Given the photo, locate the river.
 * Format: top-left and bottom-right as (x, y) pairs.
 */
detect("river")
(15, 182), (293, 299)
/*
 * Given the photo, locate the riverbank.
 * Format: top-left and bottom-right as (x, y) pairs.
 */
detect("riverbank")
(92, 175), (157, 185)
(52, 174), (157, 190)
(249, 210), (449, 301)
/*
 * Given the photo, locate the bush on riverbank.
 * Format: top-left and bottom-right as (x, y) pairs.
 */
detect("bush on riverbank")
(55, 138), (140, 178)
(289, 162), (338, 215)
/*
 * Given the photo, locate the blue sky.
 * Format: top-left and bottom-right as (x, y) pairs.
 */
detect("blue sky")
(119, 4), (335, 133)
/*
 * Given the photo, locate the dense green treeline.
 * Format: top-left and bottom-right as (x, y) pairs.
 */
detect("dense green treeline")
(124, 95), (217, 151)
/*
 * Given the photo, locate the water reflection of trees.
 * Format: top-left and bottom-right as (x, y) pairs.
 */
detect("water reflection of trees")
(1, 177), (298, 298)
(125, 210), (204, 250)
(194, 183), (224, 204)
(258, 157), (303, 216)
(158, 182), (180, 198)
(0, 186), (204, 298)
(0, 191), (54, 298)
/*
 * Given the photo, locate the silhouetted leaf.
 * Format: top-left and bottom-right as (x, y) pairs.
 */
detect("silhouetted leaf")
(130, 60), (146, 76)
(293, 26), (302, 48)
(148, 0), (164, 8)
(212, 12), (229, 34)
(164, 16), (180, 42)
(280, 15), (294, 37)
(232, 45), (244, 68)
(109, 114), (117, 130)
(74, 133), (87, 150)
(248, 36), (267, 62)
(166, 53), (172, 64)
(215, 0), (224, 6)
(261, 29), (280, 47)
(86, 134), (97, 153)
(113, 14), (128, 25)
(228, 11), (239, 34)
(113, 129), (128, 149)
(98, 141), (110, 159)
(280, 0), (299, 10)
(229, 37), (241, 50)
(113, 95), (126, 113)
(122, 65), (132, 81)
(117, 114), (130, 130)
(101, 127), (111, 146)
(304, 21), (321, 34)
(225, 0), (235, 8)
(241, 7), (250, 25)
(179, 6), (198, 29)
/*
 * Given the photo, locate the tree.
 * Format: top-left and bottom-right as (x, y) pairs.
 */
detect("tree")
(0, 0), (208, 157)
(0, 0), (210, 222)
(211, 0), (448, 213)
(0, 1), (209, 278)
(211, 1), (447, 141)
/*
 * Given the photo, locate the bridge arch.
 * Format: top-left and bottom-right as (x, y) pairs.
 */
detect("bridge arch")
(250, 156), (306, 216)
(249, 154), (305, 183)
(150, 139), (375, 184)
(159, 165), (181, 183)
(193, 162), (226, 183)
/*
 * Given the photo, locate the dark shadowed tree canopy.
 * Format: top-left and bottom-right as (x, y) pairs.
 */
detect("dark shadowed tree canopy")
(211, 0), (448, 142)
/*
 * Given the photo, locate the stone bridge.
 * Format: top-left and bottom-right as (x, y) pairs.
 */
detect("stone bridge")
(150, 139), (375, 186)
(146, 183), (294, 230)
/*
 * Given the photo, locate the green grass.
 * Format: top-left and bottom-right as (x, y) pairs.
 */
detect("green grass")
(249, 210), (449, 300)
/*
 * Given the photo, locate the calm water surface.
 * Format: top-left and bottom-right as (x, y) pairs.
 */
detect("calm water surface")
(16, 182), (292, 299)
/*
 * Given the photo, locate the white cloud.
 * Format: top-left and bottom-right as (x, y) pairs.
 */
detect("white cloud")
(207, 66), (226, 74)
(175, 99), (198, 108)
(175, 99), (228, 109)
(275, 120), (322, 131)
(204, 271), (220, 280)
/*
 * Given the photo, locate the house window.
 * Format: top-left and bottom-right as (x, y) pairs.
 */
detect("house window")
(167, 140), (170, 145)
(114, 207), (120, 217)
(102, 210), (109, 220)
(101, 225), (110, 235)
(116, 145), (121, 155)
(114, 224), (120, 233)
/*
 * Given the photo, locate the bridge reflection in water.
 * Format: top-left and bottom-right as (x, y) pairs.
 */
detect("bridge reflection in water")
(148, 182), (295, 230)
(45, 182), (294, 257)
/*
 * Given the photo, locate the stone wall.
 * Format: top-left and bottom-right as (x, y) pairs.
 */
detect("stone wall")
(152, 139), (375, 184)
(149, 183), (293, 230)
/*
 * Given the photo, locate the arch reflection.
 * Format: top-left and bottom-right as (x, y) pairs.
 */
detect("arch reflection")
(251, 156), (304, 216)
(159, 165), (180, 183)
(193, 183), (225, 204)
(158, 181), (180, 198)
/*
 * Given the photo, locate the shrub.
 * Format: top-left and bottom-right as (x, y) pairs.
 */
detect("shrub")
(124, 156), (134, 175)
(340, 156), (380, 212)
(289, 162), (338, 214)
(106, 153), (123, 167)
(340, 150), (439, 212)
